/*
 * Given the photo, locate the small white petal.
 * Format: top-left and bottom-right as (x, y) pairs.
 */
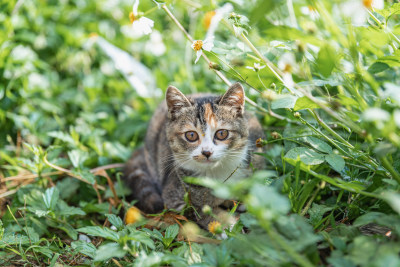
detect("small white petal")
(246, 66), (255, 71)
(132, 0), (139, 15)
(195, 51), (202, 63)
(132, 17), (154, 36)
(282, 72), (295, 89)
(202, 42), (214, 52)
(372, 0), (384, 9)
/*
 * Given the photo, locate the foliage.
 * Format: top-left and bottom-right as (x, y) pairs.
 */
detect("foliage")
(1, 0), (400, 265)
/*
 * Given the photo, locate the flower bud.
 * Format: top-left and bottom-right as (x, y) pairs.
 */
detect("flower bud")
(202, 205), (212, 215)
(209, 62), (222, 70)
(208, 221), (223, 235)
(271, 131), (280, 139)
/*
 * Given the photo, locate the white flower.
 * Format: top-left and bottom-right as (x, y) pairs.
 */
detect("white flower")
(145, 30), (166, 56)
(340, 0), (384, 26)
(278, 53), (297, 73)
(130, 0), (154, 36)
(300, 6), (319, 20)
(205, 3), (233, 40)
(278, 53), (297, 90)
(246, 62), (266, 72)
(191, 37), (214, 64)
(132, 17), (154, 35)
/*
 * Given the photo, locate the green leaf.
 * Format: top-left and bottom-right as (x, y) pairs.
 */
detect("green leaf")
(377, 3), (400, 21)
(77, 226), (119, 242)
(0, 233), (30, 247)
(68, 149), (88, 168)
(47, 131), (75, 146)
(33, 246), (53, 258)
(382, 192), (400, 215)
(271, 94), (298, 109)
(47, 219), (78, 240)
(294, 97), (321, 110)
(72, 170), (96, 184)
(303, 136), (333, 154)
(375, 55), (400, 68)
(0, 220), (4, 240)
(57, 201), (86, 216)
(316, 44), (338, 77)
(106, 214), (124, 230)
(43, 187), (59, 211)
(127, 229), (156, 250)
(247, 184), (290, 217)
(308, 203), (334, 227)
(56, 178), (80, 200)
(325, 154), (345, 172)
(94, 242), (126, 261)
(71, 240), (97, 259)
(368, 62), (389, 74)
(284, 147), (325, 165)
(165, 224), (179, 240)
(162, 224), (179, 248)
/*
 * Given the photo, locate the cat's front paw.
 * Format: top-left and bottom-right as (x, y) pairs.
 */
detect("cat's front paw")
(140, 192), (164, 214)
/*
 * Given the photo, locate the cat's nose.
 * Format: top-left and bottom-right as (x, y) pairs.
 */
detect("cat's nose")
(201, 150), (212, 159)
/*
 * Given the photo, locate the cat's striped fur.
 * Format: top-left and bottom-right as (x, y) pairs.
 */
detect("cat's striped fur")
(124, 83), (265, 227)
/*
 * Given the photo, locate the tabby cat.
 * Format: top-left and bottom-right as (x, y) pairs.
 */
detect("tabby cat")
(124, 82), (265, 227)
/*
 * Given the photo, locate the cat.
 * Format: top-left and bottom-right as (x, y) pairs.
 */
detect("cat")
(124, 82), (265, 228)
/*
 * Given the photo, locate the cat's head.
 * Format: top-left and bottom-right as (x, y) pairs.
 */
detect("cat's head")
(165, 83), (249, 173)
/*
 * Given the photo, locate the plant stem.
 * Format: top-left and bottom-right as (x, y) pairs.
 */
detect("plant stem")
(262, 223), (314, 267)
(301, 183), (322, 216)
(367, 8), (400, 46)
(288, 162), (381, 199)
(231, 24), (364, 135)
(160, 4), (287, 120)
(380, 157), (400, 184)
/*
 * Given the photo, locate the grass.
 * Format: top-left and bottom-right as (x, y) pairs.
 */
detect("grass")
(1, 0), (400, 266)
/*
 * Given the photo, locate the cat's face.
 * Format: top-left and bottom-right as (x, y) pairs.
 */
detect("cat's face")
(165, 83), (249, 173)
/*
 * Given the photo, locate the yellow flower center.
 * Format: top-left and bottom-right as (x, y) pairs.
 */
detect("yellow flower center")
(192, 40), (203, 51)
(363, 0), (373, 8)
(203, 11), (216, 29)
(129, 12), (136, 23)
(208, 220), (222, 234)
(283, 63), (292, 73)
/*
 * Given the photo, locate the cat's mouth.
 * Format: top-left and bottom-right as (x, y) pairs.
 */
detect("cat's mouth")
(197, 159), (215, 163)
(193, 156), (217, 164)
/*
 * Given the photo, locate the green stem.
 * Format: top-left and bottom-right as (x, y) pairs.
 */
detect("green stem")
(298, 114), (380, 174)
(236, 30), (364, 135)
(380, 157), (400, 184)
(300, 184), (321, 216)
(263, 224), (314, 267)
(288, 162), (381, 199)
(367, 9), (400, 46)
(309, 110), (354, 149)
(308, 110), (380, 169)
(160, 4), (292, 121)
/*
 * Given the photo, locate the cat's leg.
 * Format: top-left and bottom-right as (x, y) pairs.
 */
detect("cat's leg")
(124, 148), (164, 213)
(161, 174), (186, 211)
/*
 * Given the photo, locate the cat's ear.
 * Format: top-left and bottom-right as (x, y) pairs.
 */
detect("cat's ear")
(166, 86), (192, 115)
(219, 82), (245, 115)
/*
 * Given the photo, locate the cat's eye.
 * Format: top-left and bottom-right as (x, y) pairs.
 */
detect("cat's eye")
(215, 129), (229, 141)
(185, 131), (199, 142)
